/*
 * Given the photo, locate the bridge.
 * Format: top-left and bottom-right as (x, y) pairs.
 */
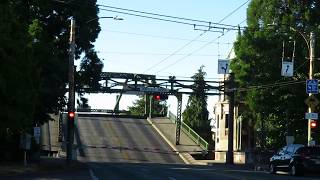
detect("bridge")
(41, 72), (228, 165)
(41, 110), (211, 165)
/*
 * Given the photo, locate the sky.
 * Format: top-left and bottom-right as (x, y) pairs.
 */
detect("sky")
(80, 0), (249, 118)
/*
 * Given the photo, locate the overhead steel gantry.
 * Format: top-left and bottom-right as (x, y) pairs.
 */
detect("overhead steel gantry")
(77, 72), (224, 145)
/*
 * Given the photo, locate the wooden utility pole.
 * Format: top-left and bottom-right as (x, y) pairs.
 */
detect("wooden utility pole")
(67, 18), (76, 162)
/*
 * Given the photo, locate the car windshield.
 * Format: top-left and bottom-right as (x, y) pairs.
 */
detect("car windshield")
(297, 147), (320, 155)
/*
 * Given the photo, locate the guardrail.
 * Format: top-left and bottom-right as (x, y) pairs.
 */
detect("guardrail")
(168, 112), (209, 150)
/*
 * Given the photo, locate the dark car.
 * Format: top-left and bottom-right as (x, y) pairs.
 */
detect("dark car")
(269, 144), (320, 176)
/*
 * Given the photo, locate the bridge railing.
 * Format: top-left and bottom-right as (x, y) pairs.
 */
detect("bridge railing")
(168, 112), (209, 150)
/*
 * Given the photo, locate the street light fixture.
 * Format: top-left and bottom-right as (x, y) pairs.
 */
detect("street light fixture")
(86, 16), (124, 23)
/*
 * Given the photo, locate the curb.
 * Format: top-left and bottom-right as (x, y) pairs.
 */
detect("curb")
(147, 118), (191, 164)
(0, 158), (88, 177)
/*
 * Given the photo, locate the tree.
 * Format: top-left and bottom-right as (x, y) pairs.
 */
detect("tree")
(231, 0), (320, 149)
(128, 96), (168, 116)
(0, 0), (101, 159)
(182, 66), (212, 143)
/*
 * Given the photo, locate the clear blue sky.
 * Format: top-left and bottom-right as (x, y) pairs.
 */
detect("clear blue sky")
(81, 0), (249, 116)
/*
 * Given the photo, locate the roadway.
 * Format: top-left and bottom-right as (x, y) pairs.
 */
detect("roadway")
(5, 116), (320, 179)
(75, 116), (183, 164)
(70, 116), (319, 179)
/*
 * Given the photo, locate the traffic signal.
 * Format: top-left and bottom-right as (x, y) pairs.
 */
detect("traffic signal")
(311, 120), (317, 128)
(153, 94), (168, 101)
(68, 111), (75, 120)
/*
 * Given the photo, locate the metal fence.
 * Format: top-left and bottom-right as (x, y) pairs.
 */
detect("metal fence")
(168, 112), (209, 150)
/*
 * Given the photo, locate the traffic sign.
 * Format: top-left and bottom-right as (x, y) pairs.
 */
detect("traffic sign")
(304, 95), (319, 110)
(281, 61), (293, 77)
(33, 127), (41, 144)
(139, 87), (169, 93)
(306, 79), (318, 94)
(218, 59), (230, 74)
(305, 112), (318, 120)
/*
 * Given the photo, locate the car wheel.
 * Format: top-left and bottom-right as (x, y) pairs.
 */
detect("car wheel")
(289, 164), (304, 176)
(269, 163), (277, 174)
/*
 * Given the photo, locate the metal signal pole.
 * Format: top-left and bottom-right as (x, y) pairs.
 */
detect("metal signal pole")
(67, 18), (76, 162)
(308, 32), (315, 145)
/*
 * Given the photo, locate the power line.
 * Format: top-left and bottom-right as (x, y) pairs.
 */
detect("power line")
(103, 29), (232, 44)
(237, 59), (309, 92)
(237, 80), (305, 92)
(97, 51), (226, 57)
(219, 0), (250, 22)
(141, 0), (249, 73)
(142, 32), (207, 73)
(98, 4), (241, 28)
(155, 19), (247, 74)
(99, 8), (241, 31)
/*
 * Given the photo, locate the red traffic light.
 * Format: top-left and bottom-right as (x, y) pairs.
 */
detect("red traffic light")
(154, 95), (161, 100)
(311, 121), (317, 128)
(153, 94), (168, 101)
(68, 112), (75, 118)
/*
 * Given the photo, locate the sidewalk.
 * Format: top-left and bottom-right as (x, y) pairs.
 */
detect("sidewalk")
(148, 117), (270, 171)
(148, 117), (209, 165)
(0, 157), (86, 177)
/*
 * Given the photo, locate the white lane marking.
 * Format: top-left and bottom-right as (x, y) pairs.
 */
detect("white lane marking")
(224, 169), (269, 173)
(168, 177), (177, 180)
(89, 169), (99, 180)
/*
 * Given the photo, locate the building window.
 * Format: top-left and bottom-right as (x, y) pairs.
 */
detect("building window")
(217, 115), (219, 128)
(225, 114), (229, 129)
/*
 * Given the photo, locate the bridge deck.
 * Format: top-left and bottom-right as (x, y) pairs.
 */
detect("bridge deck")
(150, 117), (203, 154)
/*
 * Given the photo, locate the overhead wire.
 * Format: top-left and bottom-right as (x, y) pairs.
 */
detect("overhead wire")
(97, 51), (225, 57)
(102, 29), (232, 44)
(99, 8), (240, 31)
(155, 19), (247, 74)
(238, 80), (305, 91)
(98, 4), (241, 29)
(236, 59), (309, 92)
(140, 0), (250, 73)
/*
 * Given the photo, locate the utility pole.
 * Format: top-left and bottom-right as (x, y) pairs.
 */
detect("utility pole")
(226, 73), (235, 164)
(308, 32), (315, 146)
(67, 18), (76, 162)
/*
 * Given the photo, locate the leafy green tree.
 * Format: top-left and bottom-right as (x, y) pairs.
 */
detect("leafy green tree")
(0, 0), (101, 159)
(182, 66), (212, 142)
(231, 0), (320, 149)
(128, 96), (168, 116)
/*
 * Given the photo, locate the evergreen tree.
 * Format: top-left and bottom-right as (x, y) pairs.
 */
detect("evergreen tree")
(182, 66), (212, 142)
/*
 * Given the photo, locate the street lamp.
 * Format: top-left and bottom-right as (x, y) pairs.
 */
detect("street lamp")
(86, 16), (124, 23)
(269, 24), (316, 145)
(289, 27), (315, 146)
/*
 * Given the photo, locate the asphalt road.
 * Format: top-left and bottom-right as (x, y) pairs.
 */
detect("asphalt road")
(7, 116), (319, 179)
(8, 163), (320, 180)
(75, 117), (183, 164)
